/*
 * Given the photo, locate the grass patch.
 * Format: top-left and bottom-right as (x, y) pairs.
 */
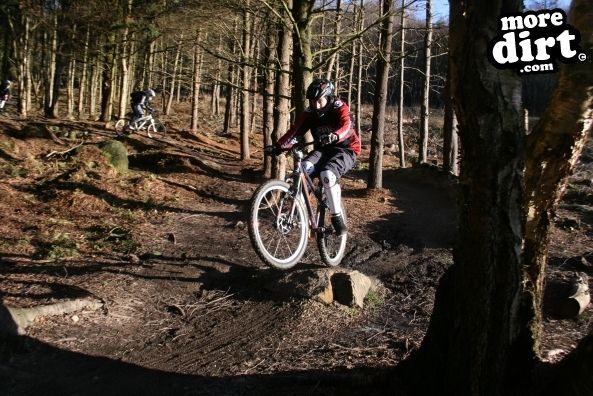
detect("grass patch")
(45, 232), (80, 260)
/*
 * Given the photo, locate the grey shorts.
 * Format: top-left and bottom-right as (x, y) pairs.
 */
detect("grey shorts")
(304, 146), (357, 179)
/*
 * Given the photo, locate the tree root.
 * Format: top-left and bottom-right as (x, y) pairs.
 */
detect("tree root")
(0, 297), (103, 335)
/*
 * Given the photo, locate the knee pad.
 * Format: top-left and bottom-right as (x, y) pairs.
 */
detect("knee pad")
(320, 170), (341, 215)
(320, 170), (338, 188)
(303, 161), (315, 176)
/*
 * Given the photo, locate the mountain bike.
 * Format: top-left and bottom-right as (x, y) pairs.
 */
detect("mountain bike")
(248, 140), (348, 269)
(115, 108), (166, 138)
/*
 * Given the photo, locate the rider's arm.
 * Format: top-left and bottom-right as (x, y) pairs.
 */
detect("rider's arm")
(277, 111), (312, 149)
(332, 100), (353, 142)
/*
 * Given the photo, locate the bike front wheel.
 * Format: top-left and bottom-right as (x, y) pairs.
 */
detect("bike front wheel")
(114, 119), (130, 137)
(147, 120), (166, 138)
(249, 180), (309, 269)
(317, 201), (348, 267)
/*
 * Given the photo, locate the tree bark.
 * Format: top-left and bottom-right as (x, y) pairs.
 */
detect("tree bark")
(263, 21), (278, 178)
(367, 0), (395, 190)
(191, 31), (203, 133)
(166, 36), (182, 116)
(272, 1), (292, 180)
(442, 60), (458, 175)
(100, 33), (116, 123)
(355, 0), (364, 138)
(419, 0), (432, 164)
(291, 0), (314, 116)
(66, 36), (75, 120)
(240, 0), (253, 160)
(211, 36), (223, 116)
(325, 0), (342, 81)
(523, 0), (593, 358)
(77, 26), (90, 119)
(400, 1), (530, 394)
(397, 2), (406, 168)
(117, 1), (132, 121)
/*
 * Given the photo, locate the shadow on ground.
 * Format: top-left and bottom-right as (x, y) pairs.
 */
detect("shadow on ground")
(0, 334), (397, 396)
(346, 166), (458, 251)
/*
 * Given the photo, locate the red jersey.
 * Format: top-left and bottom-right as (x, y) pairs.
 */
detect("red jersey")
(277, 99), (361, 155)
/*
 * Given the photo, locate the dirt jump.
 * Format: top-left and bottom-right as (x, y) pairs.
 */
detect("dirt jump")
(1, 117), (591, 395)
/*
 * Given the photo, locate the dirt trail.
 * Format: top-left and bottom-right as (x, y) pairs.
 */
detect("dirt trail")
(1, 118), (591, 395)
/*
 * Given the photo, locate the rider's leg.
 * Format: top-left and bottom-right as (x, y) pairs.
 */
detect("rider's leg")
(320, 169), (347, 235)
(319, 148), (356, 235)
(131, 104), (143, 129)
(303, 161), (315, 176)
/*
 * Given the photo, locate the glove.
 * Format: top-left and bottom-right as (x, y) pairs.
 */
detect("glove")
(319, 132), (338, 146)
(264, 145), (282, 156)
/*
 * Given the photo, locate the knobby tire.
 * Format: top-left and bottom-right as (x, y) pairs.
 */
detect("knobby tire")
(317, 201), (348, 266)
(248, 180), (309, 269)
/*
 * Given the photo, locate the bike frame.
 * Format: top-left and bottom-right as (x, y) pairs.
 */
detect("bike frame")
(285, 145), (327, 234)
(131, 113), (155, 130)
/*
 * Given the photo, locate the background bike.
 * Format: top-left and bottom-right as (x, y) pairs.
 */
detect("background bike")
(115, 108), (166, 138)
(248, 141), (348, 269)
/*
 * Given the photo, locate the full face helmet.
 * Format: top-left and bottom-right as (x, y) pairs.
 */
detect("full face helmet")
(146, 88), (156, 98)
(306, 78), (335, 115)
(4, 80), (11, 86)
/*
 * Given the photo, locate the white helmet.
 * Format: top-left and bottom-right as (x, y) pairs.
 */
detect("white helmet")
(146, 89), (155, 97)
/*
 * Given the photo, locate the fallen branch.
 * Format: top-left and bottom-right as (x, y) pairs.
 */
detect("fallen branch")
(0, 297), (103, 335)
(45, 141), (84, 159)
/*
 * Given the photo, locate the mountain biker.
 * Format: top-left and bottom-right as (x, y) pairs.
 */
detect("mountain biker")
(265, 78), (361, 235)
(0, 80), (11, 112)
(130, 88), (155, 129)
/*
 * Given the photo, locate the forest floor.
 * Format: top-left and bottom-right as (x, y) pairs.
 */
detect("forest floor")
(0, 113), (592, 396)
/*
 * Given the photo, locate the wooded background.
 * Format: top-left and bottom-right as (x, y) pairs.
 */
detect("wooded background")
(2, 1), (592, 394)
(0, 0), (556, 181)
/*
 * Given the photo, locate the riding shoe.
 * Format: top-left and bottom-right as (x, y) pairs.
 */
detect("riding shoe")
(331, 214), (347, 236)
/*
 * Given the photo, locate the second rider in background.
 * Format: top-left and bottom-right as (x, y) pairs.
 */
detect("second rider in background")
(129, 88), (156, 129)
(266, 78), (361, 236)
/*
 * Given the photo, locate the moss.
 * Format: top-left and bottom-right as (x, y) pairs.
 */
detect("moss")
(98, 139), (128, 173)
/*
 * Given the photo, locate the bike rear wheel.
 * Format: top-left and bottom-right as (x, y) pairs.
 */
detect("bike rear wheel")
(249, 180), (309, 269)
(317, 201), (348, 267)
(114, 119), (130, 137)
(147, 120), (166, 138)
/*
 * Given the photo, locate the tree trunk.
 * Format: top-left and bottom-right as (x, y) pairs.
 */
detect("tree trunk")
(223, 63), (234, 134)
(77, 26), (90, 119)
(523, 0), (593, 361)
(190, 32), (203, 133)
(66, 42), (75, 120)
(43, 11), (58, 117)
(325, 0), (342, 81)
(224, 19), (239, 133)
(418, 0), (432, 164)
(117, 1), (132, 121)
(211, 36), (223, 116)
(367, 0), (395, 190)
(272, 1), (292, 180)
(100, 33), (116, 122)
(355, 0), (364, 138)
(263, 22), (278, 178)
(166, 36), (182, 116)
(240, 0), (252, 160)
(442, 61), (458, 175)
(291, 0), (314, 116)
(48, 44), (63, 119)
(347, 28), (355, 108)
(397, 2), (406, 168)
(250, 38), (259, 135)
(400, 0), (530, 394)
(89, 42), (100, 119)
